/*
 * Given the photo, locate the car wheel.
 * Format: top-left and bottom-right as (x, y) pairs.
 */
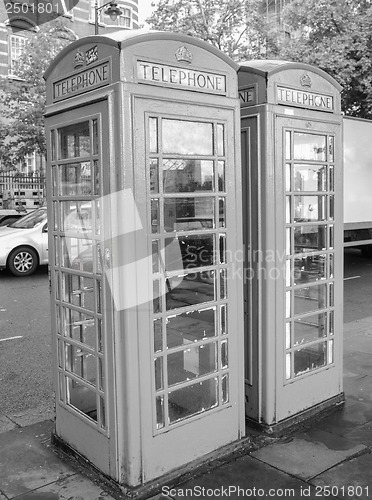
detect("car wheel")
(8, 247), (38, 276)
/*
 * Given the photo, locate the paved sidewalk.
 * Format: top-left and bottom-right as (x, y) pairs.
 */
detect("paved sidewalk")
(1, 317), (371, 500)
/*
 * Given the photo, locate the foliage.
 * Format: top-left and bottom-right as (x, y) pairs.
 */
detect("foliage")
(0, 19), (77, 169)
(146, 0), (278, 61)
(275, 0), (372, 118)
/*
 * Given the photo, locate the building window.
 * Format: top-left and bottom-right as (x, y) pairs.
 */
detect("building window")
(118, 7), (132, 28)
(9, 35), (27, 75)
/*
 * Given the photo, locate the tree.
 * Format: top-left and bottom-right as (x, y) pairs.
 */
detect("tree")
(147, 0), (277, 61)
(0, 19), (77, 169)
(275, 0), (372, 118)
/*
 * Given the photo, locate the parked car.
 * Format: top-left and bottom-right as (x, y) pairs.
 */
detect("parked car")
(0, 208), (48, 276)
(0, 209), (28, 227)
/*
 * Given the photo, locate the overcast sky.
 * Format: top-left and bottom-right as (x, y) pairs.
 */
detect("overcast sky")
(138, 0), (158, 24)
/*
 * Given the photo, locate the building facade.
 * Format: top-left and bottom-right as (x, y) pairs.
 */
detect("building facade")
(261, 0), (293, 37)
(0, 0), (139, 174)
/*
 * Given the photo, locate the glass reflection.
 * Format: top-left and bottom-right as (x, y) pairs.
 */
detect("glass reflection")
(149, 117), (158, 153)
(166, 307), (216, 348)
(166, 270), (216, 310)
(294, 196), (326, 222)
(168, 234), (214, 271)
(162, 119), (213, 155)
(65, 343), (96, 386)
(66, 376), (97, 421)
(293, 133), (326, 161)
(60, 121), (90, 159)
(168, 343), (216, 386)
(217, 124), (224, 156)
(164, 197), (214, 232)
(59, 162), (92, 196)
(294, 341), (327, 376)
(218, 161), (225, 191)
(294, 312), (327, 346)
(294, 225), (327, 253)
(294, 284), (327, 315)
(60, 200), (92, 233)
(294, 254), (327, 285)
(163, 159), (213, 192)
(150, 159), (159, 193)
(294, 164), (327, 191)
(64, 307), (96, 347)
(168, 377), (218, 423)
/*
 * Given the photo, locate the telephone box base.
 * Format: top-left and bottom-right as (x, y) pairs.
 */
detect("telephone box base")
(246, 393), (345, 437)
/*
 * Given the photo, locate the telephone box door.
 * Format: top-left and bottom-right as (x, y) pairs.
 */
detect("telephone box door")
(275, 115), (342, 420)
(47, 100), (117, 476)
(133, 98), (244, 480)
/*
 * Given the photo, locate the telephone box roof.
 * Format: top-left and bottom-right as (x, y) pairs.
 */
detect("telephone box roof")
(239, 59), (342, 91)
(44, 29), (239, 80)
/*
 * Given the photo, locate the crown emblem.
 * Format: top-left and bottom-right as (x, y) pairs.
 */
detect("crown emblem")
(175, 46), (192, 64)
(300, 73), (312, 88)
(73, 49), (85, 69)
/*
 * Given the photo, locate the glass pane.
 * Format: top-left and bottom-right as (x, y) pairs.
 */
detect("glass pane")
(286, 290), (291, 318)
(286, 163), (291, 191)
(294, 254), (327, 285)
(286, 260), (291, 286)
(294, 196), (326, 222)
(65, 343), (96, 386)
(218, 161), (225, 191)
(59, 162), (92, 196)
(151, 199), (160, 233)
(293, 133), (326, 161)
(168, 377), (218, 423)
(294, 284), (327, 315)
(328, 136), (334, 163)
(294, 165), (327, 191)
(150, 159), (159, 194)
(329, 196), (334, 220)
(286, 228), (291, 255)
(285, 131), (291, 160)
(154, 318), (162, 352)
(328, 339), (334, 364)
(149, 117), (158, 153)
(166, 270), (216, 310)
(221, 339), (228, 368)
(219, 234), (226, 264)
(164, 198), (214, 232)
(286, 196), (291, 223)
(168, 343), (216, 386)
(166, 307), (216, 348)
(294, 312), (327, 346)
(155, 357), (163, 390)
(162, 119), (213, 155)
(60, 200), (92, 234)
(222, 374), (229, 403)
(294, 225), (327, 253)
(286, 353), (291, 379)
(60, 121), (90, 159)
(219, 197), (226, 228)
(220, 304), (227, 334)
(60, 236), (93, 272)
(92, 119), (98, 155)
(63, 308), (96, 348)
(153, 280), (162, 313)
(329, 311), (334, 335)
(220, 269), (227, 299)
(62, 274), (95, 312)
(329, 166), (334, 191)
(51, 129), (56, 161)
(329, 225), (334, 249)
(329, 283), (334, 307)
(168, 233), (214, 272)
(294, 341), (327, 376)
(93, 160), (100, 196)
(99, 396), (106, 430)
(152, 239), (160, 273)
(217, 124), (224, 156)
(163, 159), (214, 192)
(156, 395), (164, 429)
(66, 377), (97, 421)
(286, 322), (291, 349)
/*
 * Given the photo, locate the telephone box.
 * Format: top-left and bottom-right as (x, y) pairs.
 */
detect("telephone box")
(44, 30), (245, 488)
(239, 61), (344, 430)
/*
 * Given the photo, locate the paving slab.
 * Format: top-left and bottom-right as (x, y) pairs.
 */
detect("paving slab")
(251, 429), (367, 480)
(10, 474), (117, 500)
(313, 398), (372, 436)
(0, 414), (17, 434)
(310, 452), (372, 500)
(0, 421), (75, 499)
(344, 352), (372, 378)
(159, 454), (321, 500)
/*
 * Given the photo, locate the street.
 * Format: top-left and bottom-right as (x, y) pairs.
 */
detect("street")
(0, 249), (371, 419)
(0, 265), (52, 418)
